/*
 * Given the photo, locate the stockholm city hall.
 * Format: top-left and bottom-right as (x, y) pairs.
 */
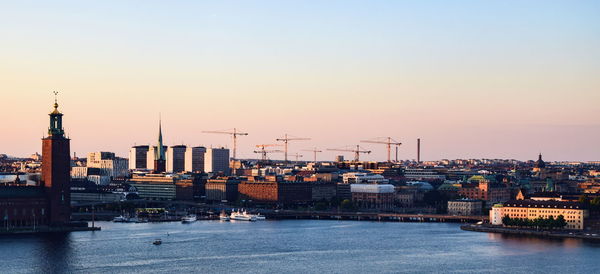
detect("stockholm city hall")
(0, 94), (72, 229)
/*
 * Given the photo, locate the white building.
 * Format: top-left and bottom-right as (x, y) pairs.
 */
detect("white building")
(167, 145), (187, 173)
(342, 172), (389, 184)
(205, 147), (230, 175)
(185, 146), (206, 173)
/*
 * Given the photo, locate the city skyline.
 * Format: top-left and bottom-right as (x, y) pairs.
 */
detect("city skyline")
(2, 1), (599, 161)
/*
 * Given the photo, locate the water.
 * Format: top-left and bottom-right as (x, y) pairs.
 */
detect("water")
(1, 220), (599, 273)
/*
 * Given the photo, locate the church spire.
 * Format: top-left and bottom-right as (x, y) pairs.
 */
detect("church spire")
(156, 114), (165, 160)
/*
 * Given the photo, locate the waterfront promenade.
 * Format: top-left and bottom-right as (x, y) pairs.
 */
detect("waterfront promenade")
(461, 224), (600, 241)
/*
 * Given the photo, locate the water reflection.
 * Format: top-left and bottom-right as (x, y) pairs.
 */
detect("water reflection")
(487, 232), (587, 249)
(35, 233), (74, 273)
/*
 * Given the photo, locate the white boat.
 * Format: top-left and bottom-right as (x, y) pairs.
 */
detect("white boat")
(113, 215), (127, 222)
(230, 210), (257, 221)
(247, 213), (266, 220)
(219, 211), (230, 221)
(181, 215), (197, 223)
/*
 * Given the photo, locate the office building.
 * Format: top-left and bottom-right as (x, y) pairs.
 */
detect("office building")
(185, 146), (206, 173)
(129, 145), (149, 170)
(205, 148), (230, 175)
(167, 145), (187, 173)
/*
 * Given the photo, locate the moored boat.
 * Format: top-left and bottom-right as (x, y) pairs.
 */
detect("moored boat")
(181, 215), (197, 223)
(230, 210), (256, 221)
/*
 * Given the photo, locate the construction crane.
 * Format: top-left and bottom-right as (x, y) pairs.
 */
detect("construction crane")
(254, 144), (282, 161)
(327, 145), (371, 162)
(290, 153), (303, 162)
(302, 147), (322, 163)
(276, 134), (310, 162)
(202, 128), (248, 160)
(360, 137), (402, 162)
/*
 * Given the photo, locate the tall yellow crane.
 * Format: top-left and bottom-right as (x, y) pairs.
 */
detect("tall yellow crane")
(327, 145), (371, 162)
(254, 144), (282, 161)
(202, 128), (248, 160)
(360, 137), (402, 162)
(302, 147), (322, 163)
(276, 134), (310, 162)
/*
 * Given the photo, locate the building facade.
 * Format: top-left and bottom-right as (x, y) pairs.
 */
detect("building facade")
(350, 184), (395, 210)
(128, 145), (149, 170)
(167, 145), (187, 173)
(447, 199), (483, 216)
(205, 148), (230, 175)
(490, 200), (588, 230)
(185, 146), (206, 173)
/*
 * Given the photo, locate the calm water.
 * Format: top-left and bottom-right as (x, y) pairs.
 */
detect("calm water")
(1, 220), (599, 273)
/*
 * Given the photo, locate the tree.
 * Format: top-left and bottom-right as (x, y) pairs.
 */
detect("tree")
(555, 215), (567, 229)
(340, 199), (355, 211)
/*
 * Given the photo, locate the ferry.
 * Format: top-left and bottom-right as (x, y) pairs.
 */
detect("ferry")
(181, 215), (197, 223)
(230, 210), (257, 221)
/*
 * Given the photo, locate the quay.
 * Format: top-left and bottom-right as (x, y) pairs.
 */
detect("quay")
(461, 224), (600, 241)
(0, 225), (100, 235)
(266, 211), (487, 223)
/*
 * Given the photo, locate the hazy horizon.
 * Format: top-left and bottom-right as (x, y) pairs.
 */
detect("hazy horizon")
(1, 1), (599, 162)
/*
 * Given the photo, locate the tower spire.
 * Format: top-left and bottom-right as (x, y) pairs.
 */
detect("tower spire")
(156, 113), (165, 160)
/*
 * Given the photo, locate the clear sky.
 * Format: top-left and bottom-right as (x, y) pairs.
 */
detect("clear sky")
(1, 1), (599, 161)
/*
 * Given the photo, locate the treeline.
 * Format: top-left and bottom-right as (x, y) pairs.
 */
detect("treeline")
(578, 195), (600, 212)
(502, 215), (567, 230)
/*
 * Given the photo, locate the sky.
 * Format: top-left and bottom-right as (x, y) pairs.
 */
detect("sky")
(1, 0), (599, 161)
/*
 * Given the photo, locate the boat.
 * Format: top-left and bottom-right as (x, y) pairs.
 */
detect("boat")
(219, 211), (230, 221)
(230, 210), (257, 221)
(153, 239), (162, 245)
(181, 215), (197, 223)
(249, 213), (266, 220)
(113, 215), (127, 222)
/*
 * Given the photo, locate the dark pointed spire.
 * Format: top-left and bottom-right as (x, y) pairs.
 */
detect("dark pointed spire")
(156, 114), (165, 160)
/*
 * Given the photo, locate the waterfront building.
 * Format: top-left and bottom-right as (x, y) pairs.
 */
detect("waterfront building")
(238, 181), (312, 204)
(311, 182), (336, 201)
(185, 146), (206, 173)
(490, 200), (589, 230)
(167, 145), (187, 173)
(205, 178), (240, 202)
(447, 199), (483, 216)
(41, 98), (72, 226)
(128, 174), (176, 200)
(128, 145), (149, 170)
(0, 97), (72, 228)
(351, 184), (395, 210)
(205, 148), (230, 175)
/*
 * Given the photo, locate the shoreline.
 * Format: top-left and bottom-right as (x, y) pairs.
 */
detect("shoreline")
(0, 226), (100, 235)
(461, 224), (600, 241)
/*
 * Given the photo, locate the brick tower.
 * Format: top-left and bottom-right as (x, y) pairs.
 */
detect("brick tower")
(41, 92), (71, 226)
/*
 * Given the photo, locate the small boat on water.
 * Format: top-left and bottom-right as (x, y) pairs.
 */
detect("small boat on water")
(230, 210), (257, 221)
(181, 215), (197, 223)
(113, 215), (128, 222)
(153, 239), (162, 245)
(219, 211), (230, 221)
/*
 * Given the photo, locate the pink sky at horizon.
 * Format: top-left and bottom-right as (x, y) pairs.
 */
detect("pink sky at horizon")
(1, 1), (599, 161)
